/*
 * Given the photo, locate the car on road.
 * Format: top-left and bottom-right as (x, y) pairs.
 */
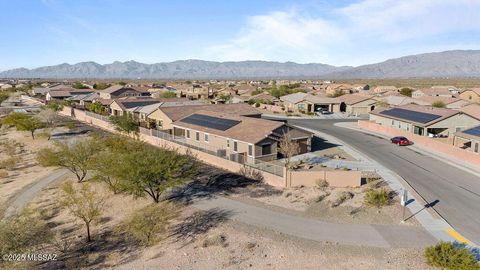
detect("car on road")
(390, 136), (411, 146)
(316, 109), (332, 115)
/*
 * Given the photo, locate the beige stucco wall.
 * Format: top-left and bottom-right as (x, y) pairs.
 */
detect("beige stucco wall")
(347, 99), (376, 115)
(287, 170), (361, 188)
(147, 109), (174, 130)
(459, 91), (480, 103)
(109, 101), (124, 116)
(358, 120), (480, 166)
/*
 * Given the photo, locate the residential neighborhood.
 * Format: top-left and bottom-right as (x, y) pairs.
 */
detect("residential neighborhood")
(1, 1), (480, 270)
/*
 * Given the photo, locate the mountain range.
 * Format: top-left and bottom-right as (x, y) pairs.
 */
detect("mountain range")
(2, 50), (480, 79)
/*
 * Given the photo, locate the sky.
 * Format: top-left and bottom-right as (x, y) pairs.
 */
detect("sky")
(1, 0), (480, 70)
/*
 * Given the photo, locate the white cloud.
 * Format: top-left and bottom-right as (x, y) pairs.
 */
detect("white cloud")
(204, 0), (480, 66)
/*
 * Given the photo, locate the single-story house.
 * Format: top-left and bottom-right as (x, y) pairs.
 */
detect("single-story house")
(172, 110), (313, 162)
(280, 92), (341, 113)
(453, 125), (480, 153)
(65, 92), (100, 107)
(339, 94), (377, 114)
(369, 104), (480, 137)
(415, 96), (470, 109)
(459, 88), (480, 103)
(374, 95), (429, 107)
(46, 89), (94, 101)
(372, 86), (398, 94)
(99, 85), (151, 99)
(412, 87), (457, 98)
(146, 103), (261, 132)
(109, 98), (162, 116)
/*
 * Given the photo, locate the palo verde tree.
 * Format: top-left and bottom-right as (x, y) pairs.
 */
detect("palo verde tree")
(60, 181), (104, 242)
(109, 113), (139, 134)
(118, 142), (198, 203)
(37, 137), (103, 182)
(1, 112), (46, 139)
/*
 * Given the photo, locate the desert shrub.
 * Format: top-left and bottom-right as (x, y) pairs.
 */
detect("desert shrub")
(331, 191), (354, 208)
(239, 165), (264, 182)
(364, 188), (389, 208)
(424, 242), (479, 270)
(0, 156), (22, 170)
(0, 208), (53, 255)
(64, 122), (76, 130)
(121, 203), (178, 246)
(316, 179), (329, 188)
(0, 170), (8, 178)
(199, 234), (227, 248)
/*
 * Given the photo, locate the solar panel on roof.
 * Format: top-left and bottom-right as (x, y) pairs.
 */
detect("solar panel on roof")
(180, 114), (241, 131)
(463, 126), (480, 137)
(380, 108), (441, 124)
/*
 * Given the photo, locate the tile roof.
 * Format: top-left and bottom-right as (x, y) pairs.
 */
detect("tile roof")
(173, 110), (285, 144)
(458, 104), (480, 120)
(154, 103), (261, 120)
(339, 94), (373, 105)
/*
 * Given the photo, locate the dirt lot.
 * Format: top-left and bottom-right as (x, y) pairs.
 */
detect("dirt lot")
(0, 128), (57, 208)
(228, 177), (419, 226)
(21, 177), (431, 270)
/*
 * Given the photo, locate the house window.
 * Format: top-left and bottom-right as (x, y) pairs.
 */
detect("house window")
(204, 133), (209, 142)
(475, 143), (479, 153)
(186, 130), (190, 138)
(158, 120), (163, 128)
(298, 104), (305, 110)
(261, 144), (271, 155)
(391, 120), (394, 125)
(248, 144), (253, 156)
(195, 132), (199, 141)
(233, 141), (238, 152)
(227, 139), (230, 148)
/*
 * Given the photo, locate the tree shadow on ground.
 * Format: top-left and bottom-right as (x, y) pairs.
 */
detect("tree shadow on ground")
(167, 165), (278, 205)
(168, 208), (232, 247)
(37, 229), (142, 270)
(311, 136), (341, 151)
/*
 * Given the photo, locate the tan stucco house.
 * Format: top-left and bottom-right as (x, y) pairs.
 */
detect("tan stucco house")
(172, 110), (313, 162)
(369, 104), (480, 137)
(459, 88), (480, 103)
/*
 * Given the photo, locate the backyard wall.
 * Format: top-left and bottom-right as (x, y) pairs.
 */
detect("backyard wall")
(59, 106), (362, 188)
(287, 170), (362, 188)
(358, 120), (480, 167)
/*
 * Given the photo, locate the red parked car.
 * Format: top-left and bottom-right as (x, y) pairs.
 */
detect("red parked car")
(390, 136), (411, 146)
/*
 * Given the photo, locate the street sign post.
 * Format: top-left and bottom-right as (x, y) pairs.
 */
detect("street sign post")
(401, 189), (408, 222)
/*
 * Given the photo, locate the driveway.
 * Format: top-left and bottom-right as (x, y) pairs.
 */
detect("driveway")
(283, 118), (480, 244)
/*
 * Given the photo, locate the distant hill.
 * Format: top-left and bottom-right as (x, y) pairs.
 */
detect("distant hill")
(0, 60), (350, 79)
(323, 50), (480, 79)
(2, 50), (480, 79)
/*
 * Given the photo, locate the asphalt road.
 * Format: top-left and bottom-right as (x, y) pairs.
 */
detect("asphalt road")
(286, 119), (480, 244)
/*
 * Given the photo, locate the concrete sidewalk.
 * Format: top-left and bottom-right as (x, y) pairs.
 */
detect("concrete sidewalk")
(193, 195), (436, 248)
(292, 124), (478, 248)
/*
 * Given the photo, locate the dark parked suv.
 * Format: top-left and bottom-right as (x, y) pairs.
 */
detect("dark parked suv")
(390, 136), (411, 146)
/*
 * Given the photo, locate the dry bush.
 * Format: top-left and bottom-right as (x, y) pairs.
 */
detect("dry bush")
(238, 165), (264, 182)
(199, 234), (227, 248)
(0, 207), (53, 255)
(331, 191), (354, 208)
(0, 170), (8, 178)
(0, 156), (22, 170)
(315, 179), (329, 189)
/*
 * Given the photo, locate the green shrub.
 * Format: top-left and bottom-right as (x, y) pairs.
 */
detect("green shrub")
(364, 188), (389, 208)
(424, 242), (479, 270)
(120, 203), (178, 246)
